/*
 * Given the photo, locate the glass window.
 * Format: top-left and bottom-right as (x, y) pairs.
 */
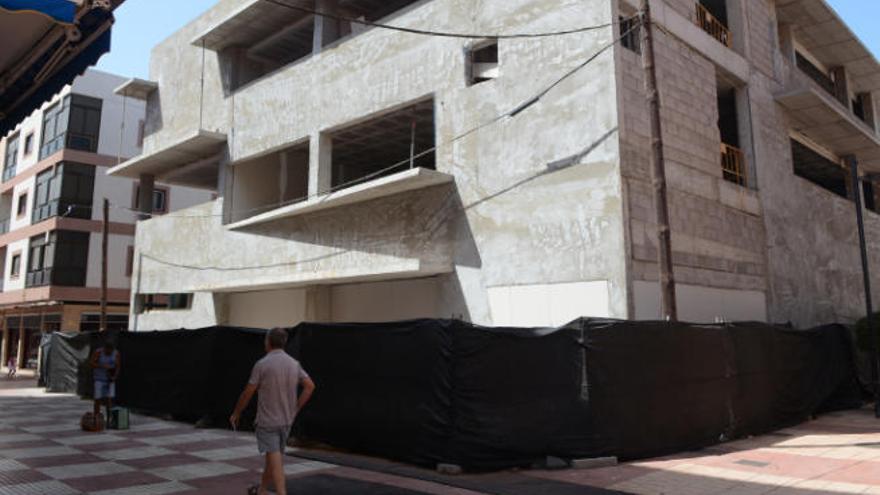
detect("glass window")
(32, 162), (94, 223)
(10, 254), (20, 277)
(66, 95), (102, 153)
(134, 186), (168, 213)
(26, 231), (89, 288)
(16, 192), (27, 217)
(3, 133), (19, 182)
(23, 133), (34, 155)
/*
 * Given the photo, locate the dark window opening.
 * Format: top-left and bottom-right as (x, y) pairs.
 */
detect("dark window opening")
(699, 0), (728, 26)
(135, 293), (193, 314)
(16, 193), (27, 217)
(864, 181), (878, 214)
(33, 162), (95, 223)
(3, 133), (19, 182)
(795, 52), (835, 98)
(80, 313), (128, 332)
(467, 40), (499, 85)
(133, 186), (168, 213)
(718, 87), (747, 186)
(620, 16), (641, 54)
(26, 230), (90, 288)
(791, 139), (848, 198)
(330, 99), (435, 189)
(229, 142), (310, 223)
(23, 133), (34, 155)
(10, 254), (20, 278)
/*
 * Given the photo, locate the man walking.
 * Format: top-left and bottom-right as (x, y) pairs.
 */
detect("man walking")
(230, 328), (316, 495)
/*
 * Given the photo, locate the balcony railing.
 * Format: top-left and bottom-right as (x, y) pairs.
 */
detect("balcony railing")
(696, 3), (732, 48)
(721, 143), (747, 186)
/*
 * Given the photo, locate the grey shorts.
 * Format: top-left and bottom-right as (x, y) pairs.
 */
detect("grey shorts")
(94, 381), (115, 400)
(256, 426), (291, 454)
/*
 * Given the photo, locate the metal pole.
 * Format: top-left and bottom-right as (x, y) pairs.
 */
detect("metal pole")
(848, 156), (880, 418)
(100, 198), (108, 332)
(409, 118), (417, 169)
(640, 0), (678, 321)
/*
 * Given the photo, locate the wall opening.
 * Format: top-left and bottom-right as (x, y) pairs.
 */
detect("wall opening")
(696, 0), (731, 47)
(231, 141), (310, 222)
(135, 293), (193, 314)
(330, 99), (435, 189)
(467, 40), (499, 85)
(717, 82), (748, 187)
(790, 139), (848, 199)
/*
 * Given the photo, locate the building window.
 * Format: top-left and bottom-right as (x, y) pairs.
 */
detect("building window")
(3, 133), (19, 182)
(467, 40), (499, 86)
(23, 133), (34, 156)
(125, 246), (134, 277)
(696, 0), (731, 48)
(32, 162), (95, 223)
(864, 180), (879, 214)
(80, 313), (128, 332)
(16, 192), (27, 218)
(26, 230), (90, 288)
(135, 293), (193, 314)
(10, 253), (21, 278)
(133, 186), (168, 213)
(620, 16), (641, 53)
(791, 139), (848, 198)
(39, 94), (103, 159)
(795, 52), (835, 98)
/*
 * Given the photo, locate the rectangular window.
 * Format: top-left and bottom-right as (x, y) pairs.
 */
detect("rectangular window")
(32, 162), (95, 223)
(620, 16), (641, 53)
(23, 133), (34, 156)
(16, 192), (27, 218)
(133, 186), (168, 213)
(3, 133), (19, 182)
(10, 253), (20, 278)
(40, 99), (69, 159)
(39, 94), (102, 159)
(26, 230), (90, 288)
(135, 293), (193, 314)
(467, 40), (499, 86)
(791, 139), (848, 198)
(79, 313), (128, 332)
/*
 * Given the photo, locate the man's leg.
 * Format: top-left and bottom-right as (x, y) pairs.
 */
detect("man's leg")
(267, 452), (286, 495)
(259, 454), (272, 494)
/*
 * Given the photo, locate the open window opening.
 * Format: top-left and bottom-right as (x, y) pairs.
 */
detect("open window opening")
(696, 0), (731, 47)
(717, 80), (749, 187)
(330, 99), (435, 190)
(791, 139), (849, 199)
(467, 40), (499, 85)
(135, 293), (193, 314)
(231, 141), (310, 222)
(619, 15), (641, 54)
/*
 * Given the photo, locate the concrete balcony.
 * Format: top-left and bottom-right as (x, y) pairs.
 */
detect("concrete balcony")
(228, 167), (454, 230)
(775, 66), (880, 171)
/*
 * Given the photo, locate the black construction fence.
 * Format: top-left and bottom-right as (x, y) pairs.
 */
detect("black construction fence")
(40, 318), (865, 471)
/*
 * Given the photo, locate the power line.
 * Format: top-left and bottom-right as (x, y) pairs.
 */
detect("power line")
(129, 18), (639, 224)
(265, 0), (617, 40)
(134, 21), (639, 273)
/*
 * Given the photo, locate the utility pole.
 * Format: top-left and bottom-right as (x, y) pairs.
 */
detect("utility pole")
(640, 0), (678, 321)
(848, 158), (880, 418)
(100, 198), (108, 332)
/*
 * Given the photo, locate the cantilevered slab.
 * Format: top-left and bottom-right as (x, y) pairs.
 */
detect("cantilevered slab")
(114, 78), (158, 100)
(777, 0), (880, 93)
(228, 167), (454, 230)
(108, 130), (227, 179)
(191, 0), (310, 51)
(776, 73), (880, 171)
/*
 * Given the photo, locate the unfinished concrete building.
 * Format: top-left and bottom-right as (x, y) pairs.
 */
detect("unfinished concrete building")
(110, 0), (880, 330)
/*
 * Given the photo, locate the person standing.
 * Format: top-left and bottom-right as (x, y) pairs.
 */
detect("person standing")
(90, 339), (120, 421)
(230, 328), (316, 495)
(6, 355), (15, 379)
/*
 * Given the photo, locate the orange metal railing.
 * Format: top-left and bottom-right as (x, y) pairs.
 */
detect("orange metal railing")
(721, 143), (747, 186)
(696, 3), (732, 48)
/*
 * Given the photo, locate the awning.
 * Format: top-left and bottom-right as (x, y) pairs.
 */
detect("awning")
(107, 130), (227, 189)
(0, 0), (122, 137)
(0, 0), (75, 23)
(776, 71), (880, 172)
(776, 0), (880, 94)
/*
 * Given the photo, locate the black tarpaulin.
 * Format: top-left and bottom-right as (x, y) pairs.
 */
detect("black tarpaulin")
(42, 331), (101, 395)
(45, 318), (863, 471)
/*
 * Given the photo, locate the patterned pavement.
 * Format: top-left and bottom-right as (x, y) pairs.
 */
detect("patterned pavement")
(2, 378), (880, 494)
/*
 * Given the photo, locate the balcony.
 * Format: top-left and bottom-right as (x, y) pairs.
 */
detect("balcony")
(695, 2), (731, 48)
(721, 143), (746, 186)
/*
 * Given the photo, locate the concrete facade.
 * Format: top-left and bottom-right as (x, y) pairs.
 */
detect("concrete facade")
(116, 0), (880, 330)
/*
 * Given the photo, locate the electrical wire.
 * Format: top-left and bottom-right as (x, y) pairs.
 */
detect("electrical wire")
(132, 20), (640, 271)
(126, 18), (639, 223)
(265, 0), (617, 40)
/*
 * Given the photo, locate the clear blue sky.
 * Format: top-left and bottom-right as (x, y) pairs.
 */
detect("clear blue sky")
(95, 0), (880, 80)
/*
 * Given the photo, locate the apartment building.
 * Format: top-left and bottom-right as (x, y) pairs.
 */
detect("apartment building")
(111, 0), (880, 331)
(0, 69), (212, 369)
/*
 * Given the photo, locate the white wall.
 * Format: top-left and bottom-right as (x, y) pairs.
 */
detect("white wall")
(85, 233), (133, 290)
(488, 280), (611, 327)
(329, 278), (440, 323)
(633, 281), (768, 323)
(227, 288), (308, 328)
(72, 70), (146, 159)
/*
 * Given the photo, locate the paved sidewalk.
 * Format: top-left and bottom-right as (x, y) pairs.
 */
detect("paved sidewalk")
(1, 380), (879, 494)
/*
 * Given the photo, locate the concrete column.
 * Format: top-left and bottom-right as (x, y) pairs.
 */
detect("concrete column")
(15, 318), (24, 369)
(0, 314), (8, 368)
(735, 87), (757, 188)
(305, 286), (331, 322)
(308, 133), (332, 197)
(138, 173), (155, 220)
(313, 0), (340, 55)
(777, 23), (795, 65)
(831, 67), (850, 108)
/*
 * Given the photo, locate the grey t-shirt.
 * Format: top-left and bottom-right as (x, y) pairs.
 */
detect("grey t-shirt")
(248, 350), (310, 428)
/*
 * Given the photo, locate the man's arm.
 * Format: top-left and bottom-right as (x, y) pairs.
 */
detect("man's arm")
(229, 384), (257, 429)
(111, 352), (120, 381)
(89, 351), (99, 369)
(297, 377), (316, 411)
